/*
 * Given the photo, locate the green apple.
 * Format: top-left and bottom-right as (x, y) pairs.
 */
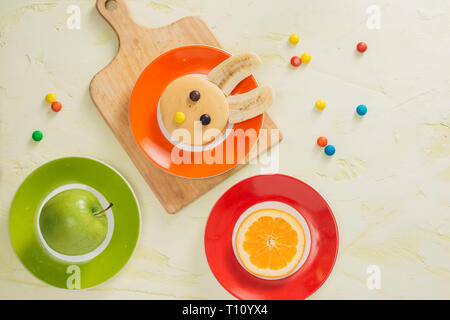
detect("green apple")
(39, 189), (112, 255)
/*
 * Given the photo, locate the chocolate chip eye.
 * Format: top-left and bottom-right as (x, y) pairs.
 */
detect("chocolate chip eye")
(189, 90), (200, 102)
(200, 114), (211, 125)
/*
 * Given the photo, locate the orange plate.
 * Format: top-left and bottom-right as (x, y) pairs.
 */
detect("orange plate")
(129, 45), (263, 178)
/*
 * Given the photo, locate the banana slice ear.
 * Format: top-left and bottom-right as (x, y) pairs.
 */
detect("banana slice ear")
(207, 52), (262, 96)
(228, 86), (273, 124)
(208, 52), (272, 123)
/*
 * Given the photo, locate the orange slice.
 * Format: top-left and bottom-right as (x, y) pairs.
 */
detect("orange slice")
(235, 208), (305, 278)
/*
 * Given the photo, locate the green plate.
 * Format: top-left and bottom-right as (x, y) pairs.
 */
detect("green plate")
(9, 157), (141, 289)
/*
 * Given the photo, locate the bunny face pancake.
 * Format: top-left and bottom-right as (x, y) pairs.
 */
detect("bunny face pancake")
(160, 52), (274, 147)
(160, 75), (229, 145)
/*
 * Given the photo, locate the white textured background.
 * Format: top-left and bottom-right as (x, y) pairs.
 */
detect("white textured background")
(0, 0), (449, 299)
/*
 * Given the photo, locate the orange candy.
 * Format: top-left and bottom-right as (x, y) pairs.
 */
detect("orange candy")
(317, 136), (328, 147)
(51, 101), (62, 112)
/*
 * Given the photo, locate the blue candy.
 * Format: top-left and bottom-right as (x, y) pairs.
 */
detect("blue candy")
(324, 145), (335, 156)
(356, 104), (367, 116)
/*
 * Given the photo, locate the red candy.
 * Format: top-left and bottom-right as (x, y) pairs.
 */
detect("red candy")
(290, 56), (301, 67)
(356, 42), (367, 53)
(51, 101), (62, 112)
(317, 136), (328, 147)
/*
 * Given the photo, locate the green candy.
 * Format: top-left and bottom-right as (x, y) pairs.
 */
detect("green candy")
(32, 130), (43, 141)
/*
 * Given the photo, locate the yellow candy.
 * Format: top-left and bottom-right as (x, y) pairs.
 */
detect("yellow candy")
(301, 52), (311, 63)
(174, 112), (185, 123)
(45, 93), (56, 103)
(315, 99), (326, 110)
(289, 33), (299, 45)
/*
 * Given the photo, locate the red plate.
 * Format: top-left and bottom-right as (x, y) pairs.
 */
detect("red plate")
(204, 174), (339, 300)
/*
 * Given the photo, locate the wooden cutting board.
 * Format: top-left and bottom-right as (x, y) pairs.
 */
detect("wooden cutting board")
(90, 0), (282, 213)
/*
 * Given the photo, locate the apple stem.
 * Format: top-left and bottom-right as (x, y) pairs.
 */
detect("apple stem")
(94, 203), (113, 216)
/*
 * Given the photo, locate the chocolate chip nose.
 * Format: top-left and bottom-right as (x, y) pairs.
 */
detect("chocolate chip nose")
(200, 114), (211, 125)
(189, 90), (200, 102)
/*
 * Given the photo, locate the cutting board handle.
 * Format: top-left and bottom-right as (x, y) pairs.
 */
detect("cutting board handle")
(96, 0), (143, 39)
